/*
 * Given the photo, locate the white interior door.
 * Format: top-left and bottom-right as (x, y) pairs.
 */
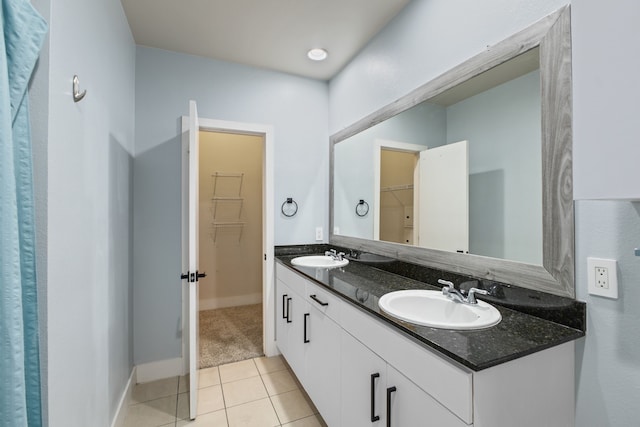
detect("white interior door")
(187, 100), (200, 419)
(418, 140), (469, 253)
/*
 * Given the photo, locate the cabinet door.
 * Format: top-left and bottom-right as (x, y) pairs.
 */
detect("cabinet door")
(286, 292), (308, 383)
(386, 366), (468, 427)
(341, 330), (387, 427)
(276, 277), (307, 384)
(275, 279), (290, 357)
(305, 304), (342, 427)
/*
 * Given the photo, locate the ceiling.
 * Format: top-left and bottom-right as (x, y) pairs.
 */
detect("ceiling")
(120, 0), (411, 81)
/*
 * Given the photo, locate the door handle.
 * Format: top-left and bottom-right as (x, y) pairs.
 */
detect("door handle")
(181, 272), (189, 280)
(303, 313), (310, 343)
(286, 298), (292, 323)
(282, 294), (288, 319)
(386, 386), (396, 427)
(196, 271), (207, 281)
(371, 373), (380, 422)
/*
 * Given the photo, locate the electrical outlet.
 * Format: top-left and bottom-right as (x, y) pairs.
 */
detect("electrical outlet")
(315, 227), (323, 241)
(595, 267), (609, 288)
(588, 257), (618, 299)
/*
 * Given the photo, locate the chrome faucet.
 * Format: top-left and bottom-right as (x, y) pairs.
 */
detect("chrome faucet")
(438, 279), (488, 305)
(325, 249), (345, 261)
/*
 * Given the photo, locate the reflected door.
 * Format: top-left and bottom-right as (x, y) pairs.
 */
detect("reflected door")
(418, 140), (469, 253)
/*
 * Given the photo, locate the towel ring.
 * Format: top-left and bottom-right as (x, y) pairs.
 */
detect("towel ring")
(355, 199), (369, 217)
(281, 198), (298, 217)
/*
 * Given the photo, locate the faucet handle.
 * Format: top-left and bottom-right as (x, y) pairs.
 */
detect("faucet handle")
(438, 279), (454, 288)
(337, 252), (346, 260)
(467, 287), (488, 304)
(438, 279), (455, 296)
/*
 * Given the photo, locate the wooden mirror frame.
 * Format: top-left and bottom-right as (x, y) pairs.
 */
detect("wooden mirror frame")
(329, 7), (574, 298)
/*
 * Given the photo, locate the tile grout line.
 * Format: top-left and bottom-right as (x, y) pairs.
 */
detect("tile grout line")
(253, 357), (287, 427)
(174, 375), (181, 427)
(218, 366), (230, 427)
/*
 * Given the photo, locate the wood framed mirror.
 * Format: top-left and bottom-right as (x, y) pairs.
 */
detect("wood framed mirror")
(330, 7), (574, 298)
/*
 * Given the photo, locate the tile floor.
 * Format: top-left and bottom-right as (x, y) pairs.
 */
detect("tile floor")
(124, 355), (327, 427)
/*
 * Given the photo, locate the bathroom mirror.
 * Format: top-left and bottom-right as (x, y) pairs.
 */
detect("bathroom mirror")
(330, 7), (574, 298)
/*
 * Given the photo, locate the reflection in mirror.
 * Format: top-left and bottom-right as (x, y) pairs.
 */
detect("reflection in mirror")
(334, 48), (542, 265)
(330, 6), (574, 298)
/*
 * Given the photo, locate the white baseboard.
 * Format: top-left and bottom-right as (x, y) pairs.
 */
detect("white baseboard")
(136, 357), (183, 383)
(199, 293), (262, 311)
(110, 367), (136, 427)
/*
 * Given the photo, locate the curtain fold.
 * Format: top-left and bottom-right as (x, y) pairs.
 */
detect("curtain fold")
(1, 0), (48, 426)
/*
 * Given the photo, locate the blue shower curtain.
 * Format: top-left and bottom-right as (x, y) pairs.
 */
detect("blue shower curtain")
(1, 0), (47, 426)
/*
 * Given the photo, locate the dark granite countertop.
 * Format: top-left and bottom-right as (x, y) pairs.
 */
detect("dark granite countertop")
(275, 246), (585, 372)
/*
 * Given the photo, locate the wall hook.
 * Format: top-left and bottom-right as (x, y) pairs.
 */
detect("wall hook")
(73, 75), (86, 102)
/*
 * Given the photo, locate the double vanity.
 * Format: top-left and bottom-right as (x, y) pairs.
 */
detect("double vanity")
(275, 245), (584, 427)
(275, 6), (582, 427)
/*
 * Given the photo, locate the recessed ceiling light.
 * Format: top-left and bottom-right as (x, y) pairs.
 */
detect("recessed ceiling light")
(307, 48), (328, 61)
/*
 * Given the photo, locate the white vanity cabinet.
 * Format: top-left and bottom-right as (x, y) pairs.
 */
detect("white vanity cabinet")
(340, 331), (468, 427)
(275, 263), (575, 427)
(340, 330), (387, 426)
(275, 275), (307, 380)
(276, 265), (342, 427)
(303, 294), (342, 427)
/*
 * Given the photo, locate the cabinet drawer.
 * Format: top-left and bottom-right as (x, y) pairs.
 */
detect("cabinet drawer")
(341, 301), (473, 424)
(276, 263), (342, 322)
(304, 280), (342, 323)
(276, 263), (307, 294)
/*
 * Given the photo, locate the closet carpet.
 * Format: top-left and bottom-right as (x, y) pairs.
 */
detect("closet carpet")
(199, 303), (264, 369)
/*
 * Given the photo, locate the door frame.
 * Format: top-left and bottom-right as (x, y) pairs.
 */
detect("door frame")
(180, 116), (276, 375)
(373, 139), (428, 241)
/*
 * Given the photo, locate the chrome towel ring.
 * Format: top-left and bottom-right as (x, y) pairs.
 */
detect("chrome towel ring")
(281, 198), (298, 217)
(355, 199), (369, 217)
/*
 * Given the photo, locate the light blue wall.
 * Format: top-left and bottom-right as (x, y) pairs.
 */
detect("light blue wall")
(31, 0), (136, 425)
(571, 1), (640, 425)
(133, 47), (329, 364)
(447, 70), (542, 264)
(328, 0), (567, 134)
(330, 0), (640, 424)
(572, 1), (640, 199)
(574, 201), (640, 426)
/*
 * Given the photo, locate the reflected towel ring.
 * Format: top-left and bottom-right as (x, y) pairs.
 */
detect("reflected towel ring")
(281, 198), (298, 217)
(355, 199), (369, 217)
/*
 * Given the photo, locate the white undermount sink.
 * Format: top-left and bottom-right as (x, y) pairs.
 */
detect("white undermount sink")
(378, 289), (501, 330)
(291, 255), (349, 269)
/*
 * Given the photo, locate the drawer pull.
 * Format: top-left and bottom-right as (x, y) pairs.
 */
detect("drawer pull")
(286, 298), (292, 323)
(310, 294), (329, 306)
(371, 373), (380, 422)
(386, 386), (396, 427)
(304, 313), (310, 343)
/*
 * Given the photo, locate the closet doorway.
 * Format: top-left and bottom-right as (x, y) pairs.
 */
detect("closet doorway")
(181, 116), (276, 378)
(198, 130), (263, 368)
